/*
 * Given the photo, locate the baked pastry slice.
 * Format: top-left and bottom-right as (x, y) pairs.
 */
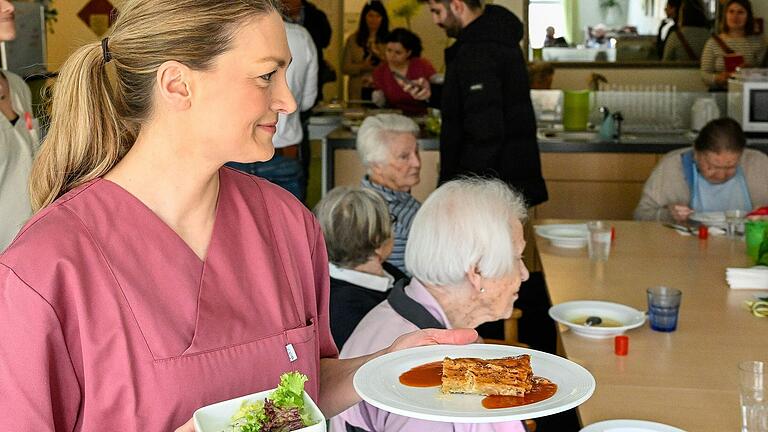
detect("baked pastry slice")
(441, 354), (534, 397)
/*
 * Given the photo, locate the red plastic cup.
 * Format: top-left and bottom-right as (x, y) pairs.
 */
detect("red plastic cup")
(615, 335), (629, 356)
(698, 225), (708, 240)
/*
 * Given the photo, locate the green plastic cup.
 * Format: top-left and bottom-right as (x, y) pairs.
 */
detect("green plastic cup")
(563, 90), (590, 131)
(745, 220), (768, 265)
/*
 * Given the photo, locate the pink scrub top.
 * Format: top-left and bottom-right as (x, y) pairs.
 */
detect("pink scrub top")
(0, 167), (338, 431)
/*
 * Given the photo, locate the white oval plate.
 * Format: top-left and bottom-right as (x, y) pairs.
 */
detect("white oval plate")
(354, 344), (595, 423)
(193, 388), (325, 432)
(535, 224), (589, 249)
(580, 419), (686, 432)
(549, 301), (646, 339)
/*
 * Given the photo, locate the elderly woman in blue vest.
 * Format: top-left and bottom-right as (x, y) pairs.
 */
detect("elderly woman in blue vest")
(634, 117), (768, 222)
(357, 113), (421, 275)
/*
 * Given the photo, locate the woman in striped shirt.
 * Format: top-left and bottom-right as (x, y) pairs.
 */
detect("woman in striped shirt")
(699, 0), (766, 90)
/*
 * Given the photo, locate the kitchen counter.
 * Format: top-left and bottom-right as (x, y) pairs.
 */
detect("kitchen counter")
(319, 125), (768, 220)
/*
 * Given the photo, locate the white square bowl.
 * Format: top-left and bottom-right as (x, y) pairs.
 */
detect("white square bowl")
(193, 389), (326, 432)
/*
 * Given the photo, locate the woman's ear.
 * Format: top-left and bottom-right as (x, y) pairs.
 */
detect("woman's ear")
(465, 264), (483, 292)
(155, 60), (192, 111)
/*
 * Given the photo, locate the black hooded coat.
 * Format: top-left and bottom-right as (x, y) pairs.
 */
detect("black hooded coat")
(438, 4), (548, 206)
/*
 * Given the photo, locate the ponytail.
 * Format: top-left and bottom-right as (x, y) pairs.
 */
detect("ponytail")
(29, 0), (281, 213)
(29, 42), (126, 212)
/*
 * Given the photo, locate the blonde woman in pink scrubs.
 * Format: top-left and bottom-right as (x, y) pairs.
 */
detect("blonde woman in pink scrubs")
(0, 1), (476, 430)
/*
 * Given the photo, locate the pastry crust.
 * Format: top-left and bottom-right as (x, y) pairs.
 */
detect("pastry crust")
(440, 355), (534, 397)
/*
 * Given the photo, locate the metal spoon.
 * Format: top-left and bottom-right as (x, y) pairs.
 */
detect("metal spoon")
(584, 316), (602, 326)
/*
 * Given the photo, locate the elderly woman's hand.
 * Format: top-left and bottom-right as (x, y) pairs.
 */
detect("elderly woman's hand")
(386, 328), (478, 355)
(668, 204), (694, 223)
(401, 77), (432, 101)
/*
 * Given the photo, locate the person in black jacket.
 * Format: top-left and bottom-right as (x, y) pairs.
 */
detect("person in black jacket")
(408, 0), (548, 207)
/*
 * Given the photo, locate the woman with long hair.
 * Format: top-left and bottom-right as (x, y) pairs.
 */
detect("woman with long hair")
(700, 0), (766, 90)
(0, 0), (475, 429)
(342, 0), (389, 101)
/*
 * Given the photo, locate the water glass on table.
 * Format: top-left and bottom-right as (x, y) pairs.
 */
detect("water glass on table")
(646, 286), (682, 332)
(726, 209), (748, 237)
(587, 221), (611, 261)
(739, 360), (768, 432)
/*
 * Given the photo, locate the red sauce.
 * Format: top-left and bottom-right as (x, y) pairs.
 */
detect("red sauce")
(399, 361), (558, 410)
(482, 377), (558, 409)
(398, 361), (443, 387)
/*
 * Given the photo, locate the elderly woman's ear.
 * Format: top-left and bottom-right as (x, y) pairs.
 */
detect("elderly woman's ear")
(465, 265), (485, 294)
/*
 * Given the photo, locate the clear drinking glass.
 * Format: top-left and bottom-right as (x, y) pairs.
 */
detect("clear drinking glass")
(587, 221), (611, 261)
(740, 361), (768, 432)
(646, 286), (682, 332)
(726, 209), (748, 237)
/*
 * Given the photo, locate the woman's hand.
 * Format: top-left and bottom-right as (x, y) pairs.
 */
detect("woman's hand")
(714, 71), (732, 86)
(174, 418), (195, 432)
(386, 328), (479, 355)
(401, 77), (431, 101)
(668, 204), (694, 223)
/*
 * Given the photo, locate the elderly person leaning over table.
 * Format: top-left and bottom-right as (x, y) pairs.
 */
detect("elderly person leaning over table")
(314, 186), (408, 350)
(358, 113), (421, 275)
(634, 117), (768, 223)
(332, 177), (529, 432)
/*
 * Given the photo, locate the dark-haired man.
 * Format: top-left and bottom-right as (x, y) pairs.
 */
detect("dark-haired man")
(407, 0), (548, 207)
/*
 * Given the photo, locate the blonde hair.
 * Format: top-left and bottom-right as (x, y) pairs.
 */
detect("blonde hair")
(314, 186), (393, 268)
(29, 0), (280, 212)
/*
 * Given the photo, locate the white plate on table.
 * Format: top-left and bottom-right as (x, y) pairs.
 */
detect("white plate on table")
(580, 419), (686, 431)
(353, 344), (595, 423)
(689, 211), (726, 226)
(549, 301), (646, 339)
(534, 224), (589, 249)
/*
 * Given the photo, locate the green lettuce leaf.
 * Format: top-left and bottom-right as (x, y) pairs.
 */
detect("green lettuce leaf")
(270, 371), (308, 410)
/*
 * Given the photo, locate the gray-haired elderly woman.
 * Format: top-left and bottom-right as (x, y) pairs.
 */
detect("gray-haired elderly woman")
(357, 113), (421, 275)
(332, 178), (529, 432)
(314, 186), (408, 350)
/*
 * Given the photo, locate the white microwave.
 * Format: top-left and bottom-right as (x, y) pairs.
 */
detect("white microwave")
(728, 79), (768, 134)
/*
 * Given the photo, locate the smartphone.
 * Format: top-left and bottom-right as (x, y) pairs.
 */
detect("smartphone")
(392, 71), (420, 88)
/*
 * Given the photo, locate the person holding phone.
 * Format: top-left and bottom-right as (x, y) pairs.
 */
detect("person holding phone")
(372, 28), (436, 116)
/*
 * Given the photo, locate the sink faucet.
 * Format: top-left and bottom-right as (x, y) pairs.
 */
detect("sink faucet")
(598, 107), (624, 141)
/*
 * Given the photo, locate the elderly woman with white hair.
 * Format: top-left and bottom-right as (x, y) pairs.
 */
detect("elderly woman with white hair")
(314, 186), (407, 350)
(357, 113), (421, 275)
(332, 178), (529, 432)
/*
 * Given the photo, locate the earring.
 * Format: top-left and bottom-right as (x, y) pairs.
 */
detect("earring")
(479, 287), (485, 293)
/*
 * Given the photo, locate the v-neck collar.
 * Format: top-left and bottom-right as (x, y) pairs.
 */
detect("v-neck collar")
(97, 170), (224, 266)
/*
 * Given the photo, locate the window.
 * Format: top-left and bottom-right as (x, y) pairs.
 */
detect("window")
(528, 0), (568, 49)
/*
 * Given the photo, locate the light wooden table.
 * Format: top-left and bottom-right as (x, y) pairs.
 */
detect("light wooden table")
(536, 220), (767, 432)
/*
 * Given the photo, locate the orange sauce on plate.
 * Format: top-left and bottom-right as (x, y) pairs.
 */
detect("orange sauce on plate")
(482, 377), (558, 409)
(398, 361), (443, 387)
(399, 361), (558, 409)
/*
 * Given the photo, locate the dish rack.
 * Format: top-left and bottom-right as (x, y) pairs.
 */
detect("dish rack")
(595, 83), (684, 133)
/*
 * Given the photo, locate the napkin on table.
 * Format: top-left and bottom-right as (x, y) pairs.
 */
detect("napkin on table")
(726, 266), (768, 289)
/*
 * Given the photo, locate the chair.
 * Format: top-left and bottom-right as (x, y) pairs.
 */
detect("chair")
(484, 308), (526, 347)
